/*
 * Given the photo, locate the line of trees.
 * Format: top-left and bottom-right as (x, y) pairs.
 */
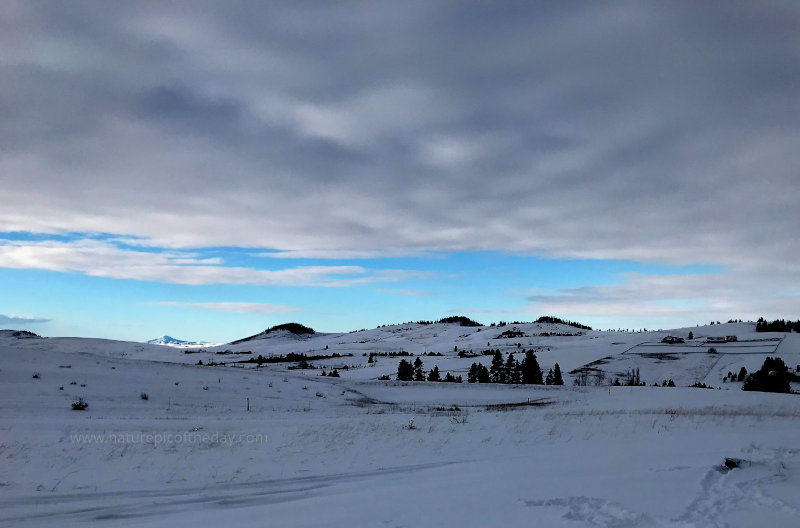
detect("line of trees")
(469, 350), (563, 385)
(238, 352), (350, 365)
(394, 352), (564, 385)
(534, 316), (592, 330)
(755, 317), (800, 333)
(436, 316), (482, 327)
(395, 358), (462, 383)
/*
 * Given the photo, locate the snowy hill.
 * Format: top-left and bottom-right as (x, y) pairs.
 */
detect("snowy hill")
(1, 322), (799, 526)
(229, 322), (318, 345)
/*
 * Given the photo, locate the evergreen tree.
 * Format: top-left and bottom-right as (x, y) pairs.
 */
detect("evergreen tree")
(477, 363), (491, 383)
(490, 350), (505, 383)
(521, 350), (543, 384)
(625, 368), (641, 386)
(427, 365), (440, 382)
(413, 357), (425, 381)
(396, 359), (414, 381)
(737, 366), (747, 382)
(545, 368), (554, 385)
(468, 363), (479, 383)
(505, 353), (520, 384)
(688, 331), (694, 340)
(742, 357), (790, 393)
(553, 363), (564, 385)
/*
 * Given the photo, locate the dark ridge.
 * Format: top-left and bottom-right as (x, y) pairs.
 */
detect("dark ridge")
(534, 316), (592, 330)
(0, 330), (43, 339)
(436, 316), (482, 327)
(264, 323), (315, 335)
(230, 322), (315, 344)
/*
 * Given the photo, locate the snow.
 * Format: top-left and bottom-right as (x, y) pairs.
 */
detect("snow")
(145, 336), (220, 348)
(1, 323), (799, 526)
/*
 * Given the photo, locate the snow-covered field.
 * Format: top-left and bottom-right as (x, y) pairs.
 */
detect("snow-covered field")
(1, 323), (799, 527)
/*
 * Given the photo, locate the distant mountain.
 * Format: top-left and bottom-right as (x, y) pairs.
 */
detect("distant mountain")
(146, 335), (216, 347)
(230, 323), (316, 345)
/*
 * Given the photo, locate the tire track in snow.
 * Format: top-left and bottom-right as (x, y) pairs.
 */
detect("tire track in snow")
(0, 461), (459, 525)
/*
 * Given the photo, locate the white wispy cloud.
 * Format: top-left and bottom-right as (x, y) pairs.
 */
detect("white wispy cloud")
(525, 271), (800, 327)
(255, 249), (436, 260)
(153, 302), (298, 314)
(0, 240), (427, 287)
(377, 288), (434, 297)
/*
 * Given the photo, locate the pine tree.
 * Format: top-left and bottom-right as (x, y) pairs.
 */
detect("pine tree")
(737, 366), (747, 382)
(396, 359), (414, 381)
(413, 357), (425, 381)
(742, 357), (790, 393)
(490, 350), (505, 383)
(553, 363), (564, 385)
(545, 368), (554, 385)
(468, 363), (479, 383)
(521, 350), (543, 384)
(477, 364), (491, 383)
(688, 331), (694, 340)
(427, 365), (440, 382)
(505, 353), (519, 384)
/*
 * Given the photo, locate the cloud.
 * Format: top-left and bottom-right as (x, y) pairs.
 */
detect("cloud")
(377, 288), (433, 297)
(0, 2), (798, 285)
(0, 239), (427, 287)
(256, 249), (437, 260)
(0, 314), (51, 325)
(448, 308), (515, 315)
(525, 271), (800, 326)
(153, 302), (298, 314)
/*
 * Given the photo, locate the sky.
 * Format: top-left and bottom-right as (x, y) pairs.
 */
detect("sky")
(1, 1), (799, 342)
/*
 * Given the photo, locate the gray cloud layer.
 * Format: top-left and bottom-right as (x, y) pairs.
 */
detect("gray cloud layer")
(1, 1), (798, 271)
(0, 314), (50, 325)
